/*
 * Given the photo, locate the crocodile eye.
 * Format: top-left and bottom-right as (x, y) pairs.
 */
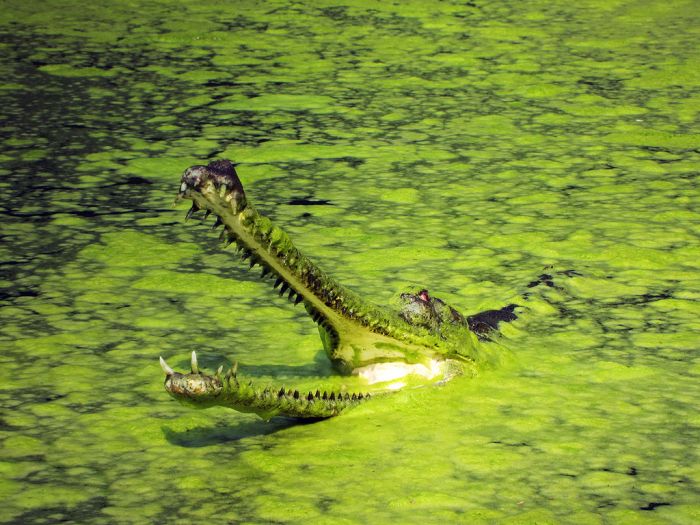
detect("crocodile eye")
(399, 292), (437, 328)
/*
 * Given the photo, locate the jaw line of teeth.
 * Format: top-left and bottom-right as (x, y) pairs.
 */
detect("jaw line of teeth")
(180, 196), (339, 349)
(158, 352), (371, 406)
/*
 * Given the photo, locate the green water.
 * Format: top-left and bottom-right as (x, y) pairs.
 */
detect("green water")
(1, 0), (699, 523)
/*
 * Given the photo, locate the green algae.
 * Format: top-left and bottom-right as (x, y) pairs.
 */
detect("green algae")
(1, 0), (700, 523)
(604, 131), (700, 150)
(38, 64), (123, 77)
(78, 231), (200, 268)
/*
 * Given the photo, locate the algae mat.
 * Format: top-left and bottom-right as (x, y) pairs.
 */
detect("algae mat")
(1, 0), (699, 523)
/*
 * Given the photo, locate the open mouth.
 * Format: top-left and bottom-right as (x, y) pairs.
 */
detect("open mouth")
(176, 159), (343, 357)
(159, 159), (383, 419)
(158, 160), (499, 419)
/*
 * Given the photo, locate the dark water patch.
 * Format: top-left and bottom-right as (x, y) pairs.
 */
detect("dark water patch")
(467, 303), (518, 336)
(527, 273), (555, 288)
(7, 496), (108, 525)
(640, 502), (671, 511)
(287, 197), (332, 206)
(577, 76), (626, 98)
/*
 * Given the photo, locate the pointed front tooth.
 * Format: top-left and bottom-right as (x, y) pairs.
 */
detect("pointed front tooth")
(185, 203), (199, 221)
(212, 216), (223, 230)
(159, 356), (175, 376)
(203, 209), (211, 220)
(191, 351), (199, 374)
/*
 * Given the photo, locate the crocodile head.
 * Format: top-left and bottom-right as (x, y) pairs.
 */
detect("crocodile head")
(160, 160), (500, 419)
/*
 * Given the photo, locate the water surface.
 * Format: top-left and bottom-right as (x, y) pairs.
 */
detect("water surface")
(1, 0), (699, 523)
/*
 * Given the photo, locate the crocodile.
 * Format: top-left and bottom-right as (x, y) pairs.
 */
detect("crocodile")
(160, 160), (517, 420)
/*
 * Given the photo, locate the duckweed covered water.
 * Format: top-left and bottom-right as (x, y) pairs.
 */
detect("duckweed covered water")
(1, 0), (699, 523)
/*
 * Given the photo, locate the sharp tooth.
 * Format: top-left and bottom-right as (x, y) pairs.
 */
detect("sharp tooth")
(185, 203), (199, 221)
(190, 351), (199, 374)
(279, 282), (289, 296)
(260, 267), (271, 279)
(249, 257), (258, 269)
(159, 356), (175, 376)
(203, 210), (211, 220)
(294, 294), (304, 306)
(219, 229), (227, 242)
(273, 277), (284, 289)
(212, 216), (223, 230)
(241, 249), (252, 261)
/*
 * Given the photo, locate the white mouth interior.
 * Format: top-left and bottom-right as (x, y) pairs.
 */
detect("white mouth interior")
(353, 359), (445, 389)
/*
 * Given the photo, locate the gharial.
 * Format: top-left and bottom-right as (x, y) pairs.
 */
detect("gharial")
(159, 159), (522, 420)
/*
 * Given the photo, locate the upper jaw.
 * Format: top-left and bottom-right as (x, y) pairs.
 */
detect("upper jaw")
(173, 160), (453, 374)
(180, 159), (244, 193)
(178, 160), (248, 211)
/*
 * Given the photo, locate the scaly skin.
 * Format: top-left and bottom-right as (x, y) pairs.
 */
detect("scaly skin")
(160, 160), (502, 420)
(160, 354), (369, 419)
